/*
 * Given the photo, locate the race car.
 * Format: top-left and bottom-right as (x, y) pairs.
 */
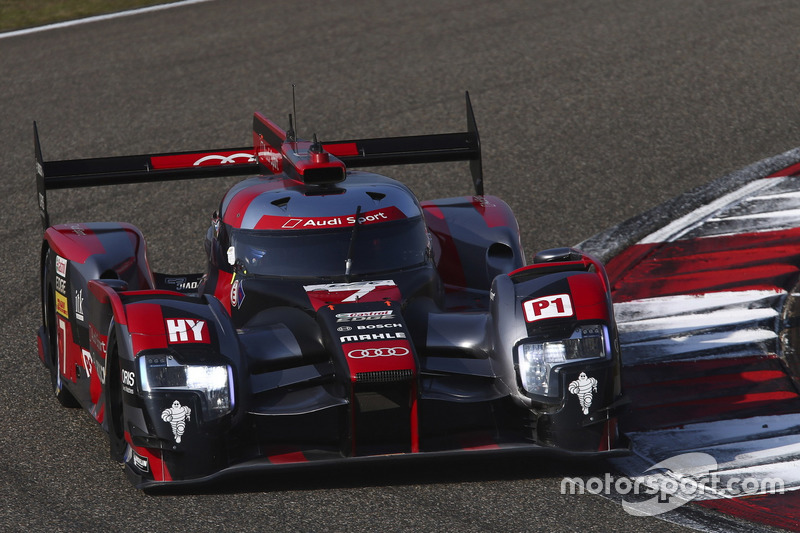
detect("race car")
(35, 93), (627, 488)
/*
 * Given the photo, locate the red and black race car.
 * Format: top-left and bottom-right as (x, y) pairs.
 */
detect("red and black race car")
(35, 93), (627, 488)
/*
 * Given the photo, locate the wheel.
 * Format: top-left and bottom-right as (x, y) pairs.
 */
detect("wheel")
(105, 342), (127, 462)
(43, 248), (79, 408)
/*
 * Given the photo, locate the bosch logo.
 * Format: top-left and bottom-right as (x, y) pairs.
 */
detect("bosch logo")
(337, 326), (353, 332)
(347, 347), (410, 359)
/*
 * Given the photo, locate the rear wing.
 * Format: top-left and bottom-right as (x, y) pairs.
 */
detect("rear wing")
(36, 92), (482, 230)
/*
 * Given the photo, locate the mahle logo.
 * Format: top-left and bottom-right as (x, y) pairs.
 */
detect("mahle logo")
(561, 452), (785, 516)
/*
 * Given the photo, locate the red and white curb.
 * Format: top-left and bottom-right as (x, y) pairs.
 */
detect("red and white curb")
(598, 167), (800, 530)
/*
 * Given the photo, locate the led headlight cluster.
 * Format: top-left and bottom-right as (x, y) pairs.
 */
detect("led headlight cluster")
(138, 354), (233, 419)
(517, 325), (608, 397)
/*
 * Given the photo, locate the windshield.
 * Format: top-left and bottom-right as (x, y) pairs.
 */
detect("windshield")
(228, 216), (430, 277)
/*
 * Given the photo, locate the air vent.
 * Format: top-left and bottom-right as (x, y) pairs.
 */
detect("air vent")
(356, 369), (413, 383)
(271, 196), (290, 208)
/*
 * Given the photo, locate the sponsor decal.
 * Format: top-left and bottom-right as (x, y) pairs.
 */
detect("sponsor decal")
(305, 280), (397, 304)
(337, 326), (352, 332)
(95, 358), (106, 385)
(356, 323), (402, 330)
(522, 294), (573, 323)
(81, 349), (92, 377)
(70, 224), (86, 236)
(55, 276), (66, 295)
(121, 369), (135, 395)
(336, 310), (393, 321)
(257, 143), (281, 172)
(132, 451), (149, 472)
(256, 207), (406, 230)
(89, 324), (107, 358)
(347, 346), (410, 358)
(568, 372), (598, 415)
(165, 318), (210, 344)
(161, 400), (191, 444)
(164, 277), (199, 291)
(340, 332), (407, 343)
(308, 281), (396, 301)
(230, 279), (245, 308)
(74, 289), (84, 321)
(55, 292), (69, 318)
(305, 281), (402, 311)
(193, 153), (255, 166)
(150, 150), (256, 169)
(55, 255), (67, 277)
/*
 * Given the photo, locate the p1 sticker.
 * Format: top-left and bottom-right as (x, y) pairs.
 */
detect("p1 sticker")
(523, 294), (573, 323)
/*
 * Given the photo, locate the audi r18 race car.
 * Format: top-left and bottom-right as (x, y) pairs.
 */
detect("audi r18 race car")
(35, 93), (627, 488)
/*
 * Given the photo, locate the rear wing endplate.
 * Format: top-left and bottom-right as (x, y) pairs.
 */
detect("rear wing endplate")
(36, 92), (482, 230)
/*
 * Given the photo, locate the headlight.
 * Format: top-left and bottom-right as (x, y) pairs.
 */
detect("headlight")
(138, 354), (233, 419)
(517, 325), (607, 397)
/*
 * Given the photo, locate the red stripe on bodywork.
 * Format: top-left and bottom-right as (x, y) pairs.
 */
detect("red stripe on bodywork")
(459, 432), (500, 450)
(211, 270), (234, 314)
(469, 195), (519, 229)
(568, 273), (610, 322)
(126, 303), (168, 353)
(88, 280), (127, 325)
(268, 451), (308, 464)
(323, 142), (359, 157)
(45, 224), (106, 264)
(127, 435), (172, 482)
(222, 178), (296, 228)
(421, 203), (468, 289)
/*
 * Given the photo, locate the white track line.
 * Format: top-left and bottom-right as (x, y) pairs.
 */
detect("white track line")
(0, 0), (214, 39)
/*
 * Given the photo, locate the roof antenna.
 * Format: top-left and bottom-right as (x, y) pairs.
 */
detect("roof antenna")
(291, 84), (299, 141)
(286, 84), (298, 142)
(286, 114), (296, 143)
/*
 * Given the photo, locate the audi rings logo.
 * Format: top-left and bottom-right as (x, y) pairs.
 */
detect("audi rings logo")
(193, 153), (256, 166)
(347, 347), (409, 358)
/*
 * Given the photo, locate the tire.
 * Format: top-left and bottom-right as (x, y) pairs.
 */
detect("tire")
(43, 248), (80, 408)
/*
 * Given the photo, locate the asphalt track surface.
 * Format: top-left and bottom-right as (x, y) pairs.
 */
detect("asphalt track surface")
(2, 1), (800, 531)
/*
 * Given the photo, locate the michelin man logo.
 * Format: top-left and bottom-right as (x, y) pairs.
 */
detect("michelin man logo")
(568, 372), (598, 414)
(161, 400), (191, 443)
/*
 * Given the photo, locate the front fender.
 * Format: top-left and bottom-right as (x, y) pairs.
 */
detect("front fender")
(489, 248), (624, 452)
(105, 291), (245, 483)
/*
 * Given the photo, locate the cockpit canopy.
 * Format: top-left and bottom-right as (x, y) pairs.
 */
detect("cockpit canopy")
(211, 171), (431, 278)
(228, 216), (430, 277)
